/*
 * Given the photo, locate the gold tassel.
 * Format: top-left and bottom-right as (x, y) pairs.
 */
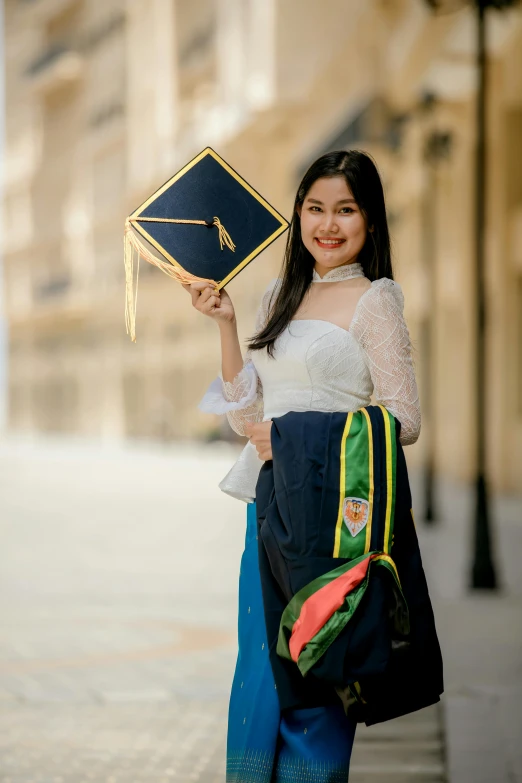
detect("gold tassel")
(212, 216), (236, 252)
(124, 224), (140, 343)
(124, 216), (234, 341)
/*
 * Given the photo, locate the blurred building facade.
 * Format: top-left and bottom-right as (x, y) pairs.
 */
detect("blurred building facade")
(2, 0), (522, 491)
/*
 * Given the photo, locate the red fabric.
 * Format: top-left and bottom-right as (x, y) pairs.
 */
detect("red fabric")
(289, 556), (375, 662)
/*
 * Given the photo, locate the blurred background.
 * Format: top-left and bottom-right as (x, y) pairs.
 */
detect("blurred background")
(1, 1), (522, 782)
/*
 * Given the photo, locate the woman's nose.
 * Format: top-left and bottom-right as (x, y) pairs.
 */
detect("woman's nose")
(319, 213), (338, 233)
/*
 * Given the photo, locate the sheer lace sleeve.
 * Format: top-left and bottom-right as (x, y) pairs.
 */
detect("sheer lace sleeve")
(350, 278), (421, 446)
(198, 278), (280, 436)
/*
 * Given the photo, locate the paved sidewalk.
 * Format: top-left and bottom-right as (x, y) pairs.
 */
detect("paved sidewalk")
(349, 704), (445, 782)
(410, 472), (522, 783)
(0, 438), (243, 782)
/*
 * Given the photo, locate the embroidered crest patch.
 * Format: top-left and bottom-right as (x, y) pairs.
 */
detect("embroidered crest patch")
(342, 497), (369, 538)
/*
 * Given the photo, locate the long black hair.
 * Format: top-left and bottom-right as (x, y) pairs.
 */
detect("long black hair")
(247, 149), (393, 356)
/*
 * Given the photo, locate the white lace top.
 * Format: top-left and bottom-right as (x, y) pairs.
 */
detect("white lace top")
(199, 261), (421, 502)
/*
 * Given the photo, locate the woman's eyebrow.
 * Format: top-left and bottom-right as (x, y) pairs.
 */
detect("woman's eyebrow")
(306, 197), (356, 205)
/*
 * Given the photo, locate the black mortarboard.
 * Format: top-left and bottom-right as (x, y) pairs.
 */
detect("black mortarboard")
(124, 146), (289, 341)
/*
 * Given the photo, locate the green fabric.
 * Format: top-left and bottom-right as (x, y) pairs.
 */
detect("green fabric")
(277, 554), (409, 676)
(381, 406), (397, 555)
(277, 552), (373, 656)
(337, 411), (372, 559)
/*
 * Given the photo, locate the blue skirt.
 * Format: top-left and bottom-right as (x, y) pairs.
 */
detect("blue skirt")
(226, 501), (357, 783)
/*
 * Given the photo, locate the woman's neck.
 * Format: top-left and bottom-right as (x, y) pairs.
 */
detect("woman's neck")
(312, 261), (365, 283)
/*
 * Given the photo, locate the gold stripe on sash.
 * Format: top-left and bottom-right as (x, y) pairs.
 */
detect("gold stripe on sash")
(377, 405), (394, 554)
(333, 412), (353, 558)
(360, 408), (374, 554)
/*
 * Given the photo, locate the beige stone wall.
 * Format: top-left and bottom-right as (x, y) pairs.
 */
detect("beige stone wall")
(2, 0), (522, 491)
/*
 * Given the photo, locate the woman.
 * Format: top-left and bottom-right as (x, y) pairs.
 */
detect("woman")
(189, 150), (421, 783)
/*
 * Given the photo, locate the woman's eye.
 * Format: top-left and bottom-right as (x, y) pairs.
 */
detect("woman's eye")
(308, 206), (355, 213)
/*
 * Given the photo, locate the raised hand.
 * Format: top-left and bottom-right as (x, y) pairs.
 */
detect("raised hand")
(182, 281), (236, 325)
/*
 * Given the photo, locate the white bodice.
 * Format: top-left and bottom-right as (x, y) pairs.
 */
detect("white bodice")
(199, 262), (421, 502)
(253, 319), (372, 420)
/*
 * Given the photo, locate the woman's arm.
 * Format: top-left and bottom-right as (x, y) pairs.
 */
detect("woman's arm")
(350, 279), (421, 446)
(219, 319), (244, 383)
(198, 278), (279, 436)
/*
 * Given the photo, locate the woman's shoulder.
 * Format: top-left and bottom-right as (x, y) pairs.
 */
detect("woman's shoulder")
(350, 278), (406, 338)
(359, 276), (404, 312)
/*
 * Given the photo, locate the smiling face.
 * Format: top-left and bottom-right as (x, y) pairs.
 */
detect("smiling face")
(297, 176), (370, 277)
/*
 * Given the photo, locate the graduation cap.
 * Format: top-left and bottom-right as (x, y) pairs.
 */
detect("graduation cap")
(124, 146), (289, 341)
